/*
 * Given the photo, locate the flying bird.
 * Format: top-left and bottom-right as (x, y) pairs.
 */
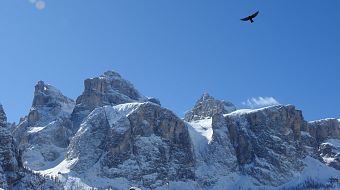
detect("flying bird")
(241, 11), (259, 23)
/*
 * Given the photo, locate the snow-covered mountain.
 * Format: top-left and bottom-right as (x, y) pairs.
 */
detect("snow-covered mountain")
(1, 70), (339, 190)
(12, 81), (75, 172)
(0, 104), (63, 189)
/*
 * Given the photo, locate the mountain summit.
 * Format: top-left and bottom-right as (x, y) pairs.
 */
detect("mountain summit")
(28, 81), (75, 123)
(184, 93), (236, 121)
(71, 70), (151, 129)
(76, 70), (147, 108)
(12, 81), (75, 172)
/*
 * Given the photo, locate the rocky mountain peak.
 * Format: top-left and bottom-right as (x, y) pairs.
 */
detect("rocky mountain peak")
(100, 70), (123, 80)
(71, 71), (148, 128)
(77, 70), (146, 108)
(0, 104), (7, 128)
(32, 81), (74, 109)
(12, 82), (76, 173)
(184, 93), (236, 121)
(200, 92), (213, 101)
(27, 81), (75, 124)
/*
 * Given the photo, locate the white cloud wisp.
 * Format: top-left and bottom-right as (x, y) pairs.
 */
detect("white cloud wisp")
(242, 97), (280, 108)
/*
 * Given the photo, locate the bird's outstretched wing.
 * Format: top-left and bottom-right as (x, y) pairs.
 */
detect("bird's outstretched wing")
(240, 17), (250, 21)
(250, 11), (259, 19)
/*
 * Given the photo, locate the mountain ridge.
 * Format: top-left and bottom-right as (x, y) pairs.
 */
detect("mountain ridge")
(0, 70), (339, 190)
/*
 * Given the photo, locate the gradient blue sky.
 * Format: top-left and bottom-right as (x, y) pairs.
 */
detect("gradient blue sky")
(0, 0), (339, 122)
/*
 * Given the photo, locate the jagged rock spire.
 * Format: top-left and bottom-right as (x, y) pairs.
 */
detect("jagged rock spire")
(0, 104), (7, 128)
(32, 81), (75, 109)
(28, 81), (75, 124)
(184, 93), (236, 121)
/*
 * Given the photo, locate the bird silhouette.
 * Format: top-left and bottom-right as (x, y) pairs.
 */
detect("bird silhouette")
(241, 11), (259, 23)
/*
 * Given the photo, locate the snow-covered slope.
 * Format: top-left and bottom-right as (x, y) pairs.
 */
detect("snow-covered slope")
(187, 118), (213, 154)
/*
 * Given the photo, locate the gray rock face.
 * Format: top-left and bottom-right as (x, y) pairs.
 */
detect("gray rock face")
(308, 119), (340, 143)
(0, 107), (62, 190)
(0, 126), (63, 190)
(67, 102), (195, 189)
(76, 71), (146, 107)
(12, 81), (75, 171)
(71, 71), (148, 129)
(307, 119), (340, 170)
(223, 105), (306, 186)
(318, 141), (340, 170)
(0, 104), (7, 128)
(184, 93), (236, 122)
(0, 108), (21, 189)
(28, 81), (75, 124)
(32, 81), (72, 108)
(189, 105), (308, 187)
(186, 103), (315, 188)
(0, 128), (21, 189)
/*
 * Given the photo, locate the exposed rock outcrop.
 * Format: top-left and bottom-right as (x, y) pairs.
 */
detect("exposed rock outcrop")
(146, 97), (161, 106)
(0, 130), (21, 189)
(318, 140), (340, 170)
(184, 93), (236, 122)
(308, 119), (340, 143)
(0, 104), (7, 128)
(187, 101), (311, 188)
(28, 81), (75, 124)
(67, 102), (195, 189)
(0, 106), (64, 190)
(71, 71), (148, 129)
(307, 119), (340, 170)
(12, 81), (75, 171)
(0, 108), (21, 189)
(223, 105), (306, 186)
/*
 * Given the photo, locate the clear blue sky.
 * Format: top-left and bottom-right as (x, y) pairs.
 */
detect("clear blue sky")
(0, 0), (339, 123)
